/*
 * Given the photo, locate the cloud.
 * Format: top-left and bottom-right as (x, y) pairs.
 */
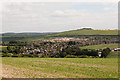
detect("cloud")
(104, 8), (111, 10)
(2, 2), (118, 33)
(103, 7), (117, 12)
(50, 9), (88, 17)
(1, 0), (119, 3)
(49, 8), (117, 30)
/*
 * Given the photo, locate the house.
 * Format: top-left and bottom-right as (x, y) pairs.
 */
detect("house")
(116, 48), (120, 51)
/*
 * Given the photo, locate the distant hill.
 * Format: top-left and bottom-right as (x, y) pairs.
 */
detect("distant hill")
(2, 32), (57, 37)
(1, 32), (57, 41)
(1, 29), (119, 41)
(80, 44), (118, 49)
(49, 29), (119, 37)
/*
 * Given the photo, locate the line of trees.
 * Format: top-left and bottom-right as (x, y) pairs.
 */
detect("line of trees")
(49, 47), (111, 58)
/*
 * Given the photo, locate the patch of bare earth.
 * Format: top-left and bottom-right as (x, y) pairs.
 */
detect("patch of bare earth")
(2, 64), (67, 78)
(2, 64), (92, 78)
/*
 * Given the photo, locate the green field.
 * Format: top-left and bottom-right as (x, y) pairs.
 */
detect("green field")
(80, 44), (118, 58)
(2, 29), (119, 41)
(2, 58), (118, 78)
(50, 29), (119, 36)
(80, 44), (118, 49)
(0, 46), (7, 51)
(107, 51), (118, 58)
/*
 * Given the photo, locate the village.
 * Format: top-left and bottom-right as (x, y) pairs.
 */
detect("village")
(2, 36), (119, 58)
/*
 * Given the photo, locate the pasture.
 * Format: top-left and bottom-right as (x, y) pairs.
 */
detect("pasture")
(0, 46), (7, 55)
(80, 44), (118, 58)
(80, 44), (118, 49)
(51, 29), (119, 36)
(2, 58), (118, 78)
(2, 29), (119, 42)
(106, 51), (118, 58)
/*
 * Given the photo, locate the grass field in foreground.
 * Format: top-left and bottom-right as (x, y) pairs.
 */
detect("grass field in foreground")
(2, 58), (118, 78)
(80, 44), (118, 49)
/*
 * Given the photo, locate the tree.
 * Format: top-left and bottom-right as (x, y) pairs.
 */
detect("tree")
(102, 48), (111, 58)
(59, 52), (67, 58)
(9, 40), (18, 44)
(67, 41), (76, 45)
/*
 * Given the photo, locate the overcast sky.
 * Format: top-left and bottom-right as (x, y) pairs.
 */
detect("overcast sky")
(1, 1), (118, 33)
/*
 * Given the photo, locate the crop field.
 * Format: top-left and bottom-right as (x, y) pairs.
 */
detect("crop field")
(51, 30), (119, 36)
(106, 51), (118, 58)
(80, 44), (118, 49)
(2, 29), (119, 42)
(80, 44), (118, 58)
(2, 58), (118, 78)
(0, 46), (7, 53)
(0, 46), (7, 48)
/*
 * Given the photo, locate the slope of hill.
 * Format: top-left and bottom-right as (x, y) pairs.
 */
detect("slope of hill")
(1, 29), (119, 41)
(80, 44), (118, 49)
(49, 29), (119, 37)
(80, 43), (118, 58)
(1, 32), (57, 41)
(2, 32), (57, 37)
(106, 51), (118, 58)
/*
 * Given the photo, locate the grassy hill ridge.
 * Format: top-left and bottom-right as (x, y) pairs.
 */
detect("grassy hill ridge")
(1, 29), (119, 41)
(49, 29), (119, 37)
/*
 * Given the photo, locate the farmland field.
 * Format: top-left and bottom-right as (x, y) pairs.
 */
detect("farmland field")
(2, 29), (119, 42)
(80, 44), (118, 49)
(2, 58), (118, 78)
(80, 44), (118, 58)
(50, 29), (119, 36)
(107, 51), (118, 58)
(0, 46), (7, 53)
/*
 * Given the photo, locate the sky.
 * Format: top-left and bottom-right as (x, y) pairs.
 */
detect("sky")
(0, 0), (119, 33)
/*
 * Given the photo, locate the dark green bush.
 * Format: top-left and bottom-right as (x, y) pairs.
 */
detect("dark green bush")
(77, 55), (88, 58)
(65, 55), (77, 58)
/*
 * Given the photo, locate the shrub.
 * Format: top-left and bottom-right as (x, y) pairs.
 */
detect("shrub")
(65, 55), (77, 58)
(2, 53), (9, 57)
(11, 55), (19, 57)
(33, 54), (38, 57)
(77, 55), (88, 58)
(41, 54), (45, 58)
(101, 48), (111, 58)
(23, 54), (33, 57)
(88, 56), (94, 58)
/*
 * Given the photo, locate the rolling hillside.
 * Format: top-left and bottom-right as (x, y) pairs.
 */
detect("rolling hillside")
(1, 29), (119, 41)
(80, 44), (118, 49)
(49, 29), (119, 37)
(1, 32), (57, 41)
(80, 43), (118, 58)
